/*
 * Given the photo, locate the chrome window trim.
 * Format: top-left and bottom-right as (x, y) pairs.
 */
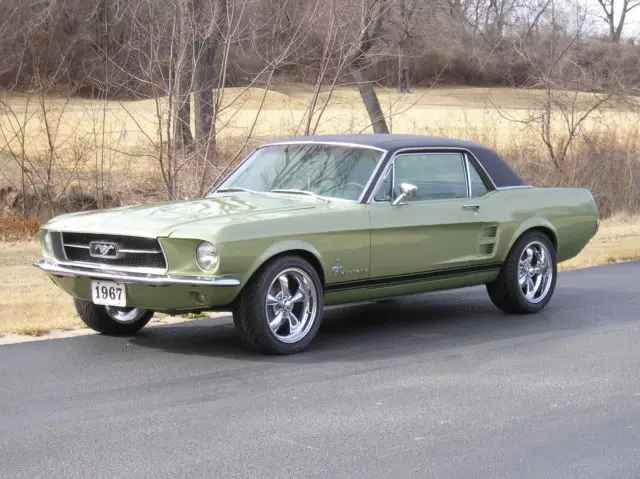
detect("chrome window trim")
(371, 160), (394, 203)
(495, 185), (532, 190)
(366, 147), (486, 204)
(359, 150), (390, 203)
(204, 147), (258, 196)
(463, 153), (472, 198)
(463, 151), (496, 197)
(463, 149), (498, 190)
(207, 140), (389, 204)
(260, 140), (388, 153)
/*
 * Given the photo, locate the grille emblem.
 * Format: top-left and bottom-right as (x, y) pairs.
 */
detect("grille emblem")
(89, 241), (120, 259)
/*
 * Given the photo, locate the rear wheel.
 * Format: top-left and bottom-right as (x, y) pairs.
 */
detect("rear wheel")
(486, 230), (557, 314)
(74, 299), (154, 335)
(233, 255), (323, 354)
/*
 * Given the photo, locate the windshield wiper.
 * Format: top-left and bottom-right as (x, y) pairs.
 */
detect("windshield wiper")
(269, 189), (330, 202)
(210, 187), (260, 195)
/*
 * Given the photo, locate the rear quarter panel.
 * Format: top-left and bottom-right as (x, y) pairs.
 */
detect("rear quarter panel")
(488, 187), (598, 263)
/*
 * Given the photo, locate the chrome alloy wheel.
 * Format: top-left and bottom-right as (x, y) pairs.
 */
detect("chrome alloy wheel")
(265, 267), (319, 344)
(518, 240), (554, 304)
(105, 306), (149, 324)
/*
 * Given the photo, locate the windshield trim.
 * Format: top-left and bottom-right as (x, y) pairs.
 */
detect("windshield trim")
(207, 141), (390, 203)
(263, 140), (388, 153)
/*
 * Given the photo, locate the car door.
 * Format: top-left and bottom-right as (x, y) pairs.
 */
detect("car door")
(366, 150), (497, 280)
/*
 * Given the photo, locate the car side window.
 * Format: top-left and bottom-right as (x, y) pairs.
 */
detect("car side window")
(393, 152), (467, 201)
(467, 157), (489, 197)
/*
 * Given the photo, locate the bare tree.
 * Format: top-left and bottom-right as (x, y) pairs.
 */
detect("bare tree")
(173, 0), (195, 148)
(495, 0), (627, 170)
(388, 0), (420, 93)
(191, 0), (227, 157)
(346, 0), (393, 134)
(596, 0), (640, 43)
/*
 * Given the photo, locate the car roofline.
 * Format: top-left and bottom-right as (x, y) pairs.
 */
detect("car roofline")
(211, 137), (528, 203)
(260, 139), (389, 153)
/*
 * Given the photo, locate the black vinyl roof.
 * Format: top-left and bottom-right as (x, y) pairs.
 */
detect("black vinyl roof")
(265, 133), (528, 188)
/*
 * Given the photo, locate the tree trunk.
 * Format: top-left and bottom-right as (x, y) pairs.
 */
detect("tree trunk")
(397, 41), (410, 93)
(176, 85), (193, 149)
(194, 35), (217, 154)
(174, 2), (193, 150)
(350, 62), (389, 134)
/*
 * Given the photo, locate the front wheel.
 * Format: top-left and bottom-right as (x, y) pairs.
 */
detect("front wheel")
(233, 255), (324, 354)
(74, 299), (154, 335)
(486, 230), (557, 314)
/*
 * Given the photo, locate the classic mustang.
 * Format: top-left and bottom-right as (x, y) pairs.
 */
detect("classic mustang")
(34, 134), (599, 354)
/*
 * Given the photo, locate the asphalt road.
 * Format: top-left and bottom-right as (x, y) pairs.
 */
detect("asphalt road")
(1, 262), (640, 479)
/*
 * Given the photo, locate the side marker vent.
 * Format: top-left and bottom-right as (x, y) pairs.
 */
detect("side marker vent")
(480, 225), (498, 239)
(477, 224), (499, 256)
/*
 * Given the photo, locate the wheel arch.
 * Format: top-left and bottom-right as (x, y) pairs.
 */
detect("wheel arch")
(504, 219), (559, 259)
(240, 241), (326, 291)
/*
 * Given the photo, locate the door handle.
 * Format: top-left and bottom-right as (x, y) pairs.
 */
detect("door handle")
(462, 204), (480, 211)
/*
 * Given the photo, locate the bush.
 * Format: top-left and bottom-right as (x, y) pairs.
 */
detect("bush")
(0, 214), (41, 241)
(503, 130), (640, 218)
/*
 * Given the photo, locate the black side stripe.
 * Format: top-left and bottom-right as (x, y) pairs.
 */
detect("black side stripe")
(325, 262), (502, 293)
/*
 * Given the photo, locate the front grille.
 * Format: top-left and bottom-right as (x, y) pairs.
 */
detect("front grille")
(57, 232), (167, 270)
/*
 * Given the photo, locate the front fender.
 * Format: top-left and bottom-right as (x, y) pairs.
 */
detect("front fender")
(241, 240), (325, 286)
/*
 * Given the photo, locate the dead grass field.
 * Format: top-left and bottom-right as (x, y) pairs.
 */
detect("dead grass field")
(1, 215), (638, 337)
(1, 85), (638, 178)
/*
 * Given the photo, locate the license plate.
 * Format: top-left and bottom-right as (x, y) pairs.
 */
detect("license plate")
(91, 280), (127, 307)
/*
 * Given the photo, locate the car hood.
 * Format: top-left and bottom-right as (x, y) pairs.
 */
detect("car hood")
(43, 193), (321, 237)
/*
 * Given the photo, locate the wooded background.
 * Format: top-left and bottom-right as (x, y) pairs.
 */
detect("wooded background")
(1, 0), (640, 226)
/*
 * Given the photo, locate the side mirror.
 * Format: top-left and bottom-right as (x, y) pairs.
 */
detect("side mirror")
(391, 182), (418, 206)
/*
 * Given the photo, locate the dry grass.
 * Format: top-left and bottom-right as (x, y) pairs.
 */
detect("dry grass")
(0, 240), (83, 335)
(558, 214), (640, 271)
(2, 84), (639, 221)
(0, 241), (218, 336)
(2, 85), (637, 176)
(0, 215), (42, 241)
(1, 216), (638, 337)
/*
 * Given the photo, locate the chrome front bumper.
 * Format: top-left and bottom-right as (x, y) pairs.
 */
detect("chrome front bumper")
(33, 259), (240, 287)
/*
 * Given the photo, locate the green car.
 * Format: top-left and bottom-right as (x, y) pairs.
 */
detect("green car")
(34, 134), (599, 354)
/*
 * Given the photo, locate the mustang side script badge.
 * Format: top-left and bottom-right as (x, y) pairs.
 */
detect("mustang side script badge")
(332, 260), (344, 277)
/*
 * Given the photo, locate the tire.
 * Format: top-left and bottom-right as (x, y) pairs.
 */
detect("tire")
(74, 298), (154, 335)
(486, 230), (557, 314)
(233, 255), (324, 355)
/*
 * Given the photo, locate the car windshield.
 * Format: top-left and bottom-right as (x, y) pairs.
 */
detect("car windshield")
(211, 143), (384, 201)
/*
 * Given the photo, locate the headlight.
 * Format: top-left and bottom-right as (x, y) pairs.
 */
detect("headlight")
(196, 241), (219, 272)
